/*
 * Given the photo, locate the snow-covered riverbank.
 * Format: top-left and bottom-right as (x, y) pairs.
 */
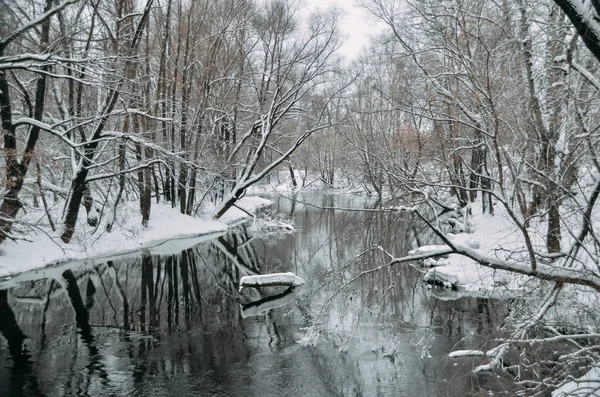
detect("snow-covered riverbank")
(0, 196), (272, 279)
(417, 203), (532, 295)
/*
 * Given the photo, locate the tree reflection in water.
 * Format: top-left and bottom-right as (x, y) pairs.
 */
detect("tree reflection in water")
(0, 194), (514, 396)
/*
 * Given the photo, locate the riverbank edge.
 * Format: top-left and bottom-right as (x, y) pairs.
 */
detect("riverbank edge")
(417, 202), (532, 296)
(0, 196), (272, 280)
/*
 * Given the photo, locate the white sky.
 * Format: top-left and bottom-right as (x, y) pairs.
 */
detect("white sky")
(303, 0), (383, 60)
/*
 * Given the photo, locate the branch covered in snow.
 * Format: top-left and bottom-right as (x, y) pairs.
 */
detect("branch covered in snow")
(0, 0), (79, 48)
(404, 239), (600, 292)
(553, 0), (600, 61)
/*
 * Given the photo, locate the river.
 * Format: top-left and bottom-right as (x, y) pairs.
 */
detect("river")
(0, 193), (513, 396)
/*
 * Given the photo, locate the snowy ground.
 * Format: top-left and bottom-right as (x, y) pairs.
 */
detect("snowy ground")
(418, 203), (535, 296)
(552, 365), (600, 396)
(0, 196), (272, 279)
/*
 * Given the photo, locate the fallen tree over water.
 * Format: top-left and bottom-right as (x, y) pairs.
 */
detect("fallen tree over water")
(239, 272), (305, 290)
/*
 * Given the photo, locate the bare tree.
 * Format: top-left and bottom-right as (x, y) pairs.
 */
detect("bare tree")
(210, 2), (346, 218)
(0, 0), (78, 244)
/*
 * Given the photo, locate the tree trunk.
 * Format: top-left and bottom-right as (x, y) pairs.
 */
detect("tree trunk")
(289, 164), (297, 190)
(0, 0), (51, 245)
(62, 91), (120, 242)
(547, 198), (561, 253)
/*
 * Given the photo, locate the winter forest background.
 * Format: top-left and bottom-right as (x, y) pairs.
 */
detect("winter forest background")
(3, 0), (600, 394)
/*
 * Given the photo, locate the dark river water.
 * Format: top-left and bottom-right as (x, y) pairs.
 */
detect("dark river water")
(0, 194), (513, 396)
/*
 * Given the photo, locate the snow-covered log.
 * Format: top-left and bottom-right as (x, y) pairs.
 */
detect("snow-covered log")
(448, 350), (485, 358)
(473, 345), (508, 373)
(239, 272), (305, 290)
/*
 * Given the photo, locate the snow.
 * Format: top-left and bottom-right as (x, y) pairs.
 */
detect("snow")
(409, 245), (451, 254)
(218, 196), (273, 224)
(424, 257), (449, 267)
(473, 344), (508, 374)
(239, 272), (306, 290)
(552, 365), (600, 396)
(0, 196), (272, 280)
(415, 182), (600, 295)
(23, 177), (69, 194)
(421, 203), (529, 295)
(448, 350), (485, 358)
(572, 60), (600, 92)
(571, 0), (600, 43)
(448, 345), (506, 360)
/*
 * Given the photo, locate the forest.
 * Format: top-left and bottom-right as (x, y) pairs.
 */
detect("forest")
(2, 0), (600, 395)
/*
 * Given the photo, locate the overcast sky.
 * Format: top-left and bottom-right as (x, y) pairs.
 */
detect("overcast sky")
(303, 0), (383, 60)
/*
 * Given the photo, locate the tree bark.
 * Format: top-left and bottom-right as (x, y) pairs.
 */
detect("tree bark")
(553, 0), (600, 62)
(61, 90), (120, 242)
(0, 0), (52, 245)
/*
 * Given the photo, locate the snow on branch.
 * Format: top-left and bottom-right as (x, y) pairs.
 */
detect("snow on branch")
(502, 333), (600, 344)
(23, 178), (68, 195)
(384, 227), (600, 292)
(85, 159), (167, 182)
(429, 240), (600, 292)
(101, 131), (184, 160)
(13, 117), (85, 155)
(408, 245), (453, 255)
(0, 53), (92, 70)
(0, 0), (79, 48)
(449, 344), (509, 374)
(554, 0), (600, 61)
(117, 108), (173, 123)
(570, 61), (600, 92)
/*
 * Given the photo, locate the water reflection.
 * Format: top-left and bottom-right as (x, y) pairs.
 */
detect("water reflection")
(1, 193), (512, 396)
(242, 287), (298, 319)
